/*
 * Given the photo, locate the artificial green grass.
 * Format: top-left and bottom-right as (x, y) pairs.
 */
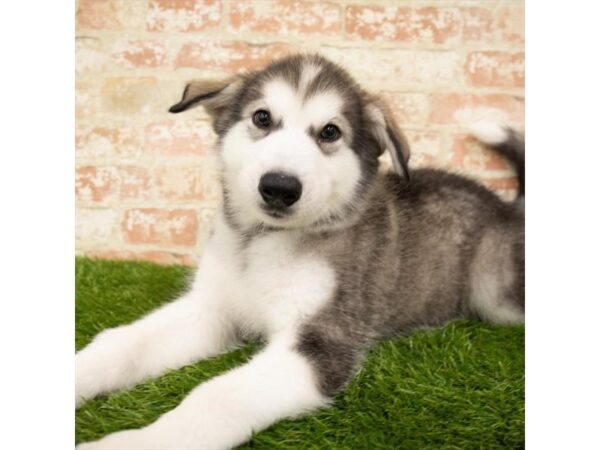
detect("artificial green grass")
(76, 257), (524, 449)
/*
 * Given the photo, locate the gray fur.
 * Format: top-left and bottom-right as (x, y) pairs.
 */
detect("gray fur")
(170, 54), (525, 399)
(296, 169), (524, 395)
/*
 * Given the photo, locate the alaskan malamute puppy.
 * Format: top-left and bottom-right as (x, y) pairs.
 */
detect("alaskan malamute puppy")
(76, 54), (524, 450)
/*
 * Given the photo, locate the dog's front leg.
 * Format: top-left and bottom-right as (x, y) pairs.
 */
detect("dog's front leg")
(75, 293), (234, 407)
(76, 340), (327, 450)
(76, 227), (238, 407)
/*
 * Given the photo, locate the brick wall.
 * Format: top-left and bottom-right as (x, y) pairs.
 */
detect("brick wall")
(75, 0), (525, 266)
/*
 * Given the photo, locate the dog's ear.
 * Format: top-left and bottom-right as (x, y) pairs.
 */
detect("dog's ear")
(169, 77), (244, 129)
(365, 96), (411, 181)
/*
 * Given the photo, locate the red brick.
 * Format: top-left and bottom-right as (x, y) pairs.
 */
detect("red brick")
(77, 0), (120, 29)
(76, 0), (145, 30)
(481, 177), (519, 192)
(144, 121), (216, 157)
(118, 165), (221, 202)
(75, 166), (118, 203)
(403, 131), (447, 169)
(345, 6), (492, 44)
(497, 5), (525, 44)
(76, 125), (140, 159)
(101, 77), (159, 115)
(147, 0), (221, 32)
(481, 177), (519, 201)
(154, 166), (221, 202)
(229, 1), (340, 37)
(379, 130), (445, 173)
(76, 209), (118, 243)
(175, 41), (292, 72)
(429, 93), (524, 125)
(119, 166), (152, 200)
(320, 48), (461, 87)
(88, 250), (197, 266)
(379, 92), (429, 125)
(112, 40), (167, 68)
(76, 38), (110, 74)
(449, 134), (513, 173)
(461, 8), (494, 43)
(465, 52), (525, 88)
(75, 82), (99, 119)
(122, 209), (199, 246)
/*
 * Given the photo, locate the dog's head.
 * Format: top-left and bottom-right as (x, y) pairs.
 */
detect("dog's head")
(170, 54), (410, 230)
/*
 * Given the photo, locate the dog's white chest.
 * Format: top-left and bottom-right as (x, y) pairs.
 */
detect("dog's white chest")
(230, 233), (336, 337)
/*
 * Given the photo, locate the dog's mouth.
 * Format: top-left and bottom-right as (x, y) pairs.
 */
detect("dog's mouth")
(260, 204), (292, 219)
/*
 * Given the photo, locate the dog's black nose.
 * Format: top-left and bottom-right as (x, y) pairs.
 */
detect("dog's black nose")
(258, 172), (302, 208)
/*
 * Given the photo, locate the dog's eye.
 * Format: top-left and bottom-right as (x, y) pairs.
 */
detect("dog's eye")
(252, 110), (272, 129)
(319, 124), (341, 142)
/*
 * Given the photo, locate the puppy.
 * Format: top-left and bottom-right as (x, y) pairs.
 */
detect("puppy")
(76, 54), (524, 450)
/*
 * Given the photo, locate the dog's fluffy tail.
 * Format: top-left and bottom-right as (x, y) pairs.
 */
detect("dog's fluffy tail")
(469, 123), (525, 198)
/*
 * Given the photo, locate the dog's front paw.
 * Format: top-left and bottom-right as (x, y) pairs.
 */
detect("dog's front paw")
(75, 346), (111, 408)
(74, 361), (96, 409)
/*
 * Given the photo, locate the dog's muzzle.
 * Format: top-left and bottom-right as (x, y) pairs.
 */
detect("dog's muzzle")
(258, 172), (302, 210)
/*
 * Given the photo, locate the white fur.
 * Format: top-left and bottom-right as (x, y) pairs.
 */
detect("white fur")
(231, 231), (336, 337)
(75, 218), (242, 407)
(77, 341), (326, 450)
(470, 271), (524, 325)
(75, 296), (235, 407)
(469, 230), (524, 325)
(468, 122), (509, 146)
(454, 106), (512, 145)
(298, 63), (321, 95)
(76, 214), (334, 448)
(221, 77), (362, 229)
